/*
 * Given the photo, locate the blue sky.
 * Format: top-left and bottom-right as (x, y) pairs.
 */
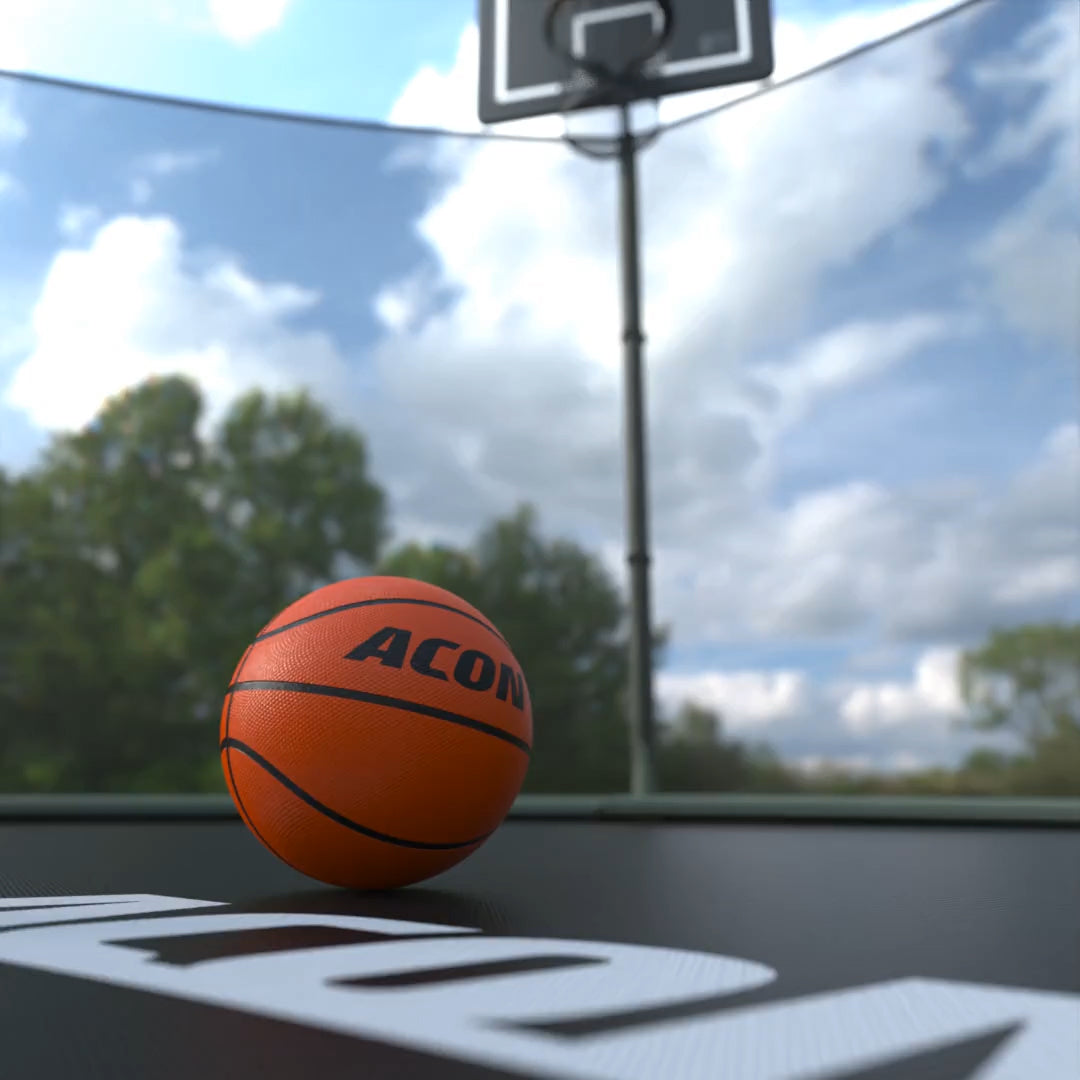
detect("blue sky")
(0, 0), (1076, 773)
(0, 0), (473, 122)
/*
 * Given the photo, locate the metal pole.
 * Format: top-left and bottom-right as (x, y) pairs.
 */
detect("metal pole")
(616, 103), (656, 795)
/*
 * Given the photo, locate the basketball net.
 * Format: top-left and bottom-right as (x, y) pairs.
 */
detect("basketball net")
(544, 0), (674, 158)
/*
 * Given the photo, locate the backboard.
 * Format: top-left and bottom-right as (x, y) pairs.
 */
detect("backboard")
(477, 0), (775, 125)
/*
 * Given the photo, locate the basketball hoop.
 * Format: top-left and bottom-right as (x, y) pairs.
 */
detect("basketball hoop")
(476, 0), (775, 797)
(544, 0), (675, 158)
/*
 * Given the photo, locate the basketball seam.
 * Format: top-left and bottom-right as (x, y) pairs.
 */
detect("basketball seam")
(224, 645), (310, 880)
(226, 679), (532, 755)
(254, 596), (509, 647)
(220, 737), (494, 851)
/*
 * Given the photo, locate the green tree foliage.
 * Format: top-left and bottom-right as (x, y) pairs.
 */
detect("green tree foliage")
(1, 375), (1077, 800)
(655, 702), (801, 793)
(211, 388), (387, 622)
(657, 703), (745, 792)
(959, 623), (1080, 746)
(0, 376), (386, 792)
(381, 506), (658, 793)
(957, 623), (1080, 795)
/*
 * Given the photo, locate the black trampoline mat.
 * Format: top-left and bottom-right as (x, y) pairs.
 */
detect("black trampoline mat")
(1, 815), (1078, 1080)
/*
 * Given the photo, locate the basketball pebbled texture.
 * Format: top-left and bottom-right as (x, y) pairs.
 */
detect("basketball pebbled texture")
(219, 576), (532, 890)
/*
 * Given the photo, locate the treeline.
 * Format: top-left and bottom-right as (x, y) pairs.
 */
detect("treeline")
(0, 376), (1077, 796)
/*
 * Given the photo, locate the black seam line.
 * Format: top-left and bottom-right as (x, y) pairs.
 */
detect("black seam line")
(254, 597), (508, 647)
(226, 679), (532, 755)
(220, 738), (493, 851)
(223, 645), (298, 874)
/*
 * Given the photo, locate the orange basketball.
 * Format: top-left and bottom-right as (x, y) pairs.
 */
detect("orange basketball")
(219, 575), (532, 890)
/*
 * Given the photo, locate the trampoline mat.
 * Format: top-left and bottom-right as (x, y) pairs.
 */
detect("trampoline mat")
(0, 814), (1077, 1080)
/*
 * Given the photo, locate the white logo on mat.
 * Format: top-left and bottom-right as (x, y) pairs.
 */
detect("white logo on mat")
(0, 895), (1076, 1080)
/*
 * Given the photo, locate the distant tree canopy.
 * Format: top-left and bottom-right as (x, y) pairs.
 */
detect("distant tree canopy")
(958, 624), (1080, 796)
(0, 376), (386, 792)
(381, 507), (643, 793)
(0, 375), (1076, 798)
(655, 702), (799, 794)
(0, 376), (652, 794)
(383, 507), (682, 792)
(960, 623), (1080, 745)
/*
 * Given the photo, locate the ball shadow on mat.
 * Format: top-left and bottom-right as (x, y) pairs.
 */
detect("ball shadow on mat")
(224, 886), (517, 934)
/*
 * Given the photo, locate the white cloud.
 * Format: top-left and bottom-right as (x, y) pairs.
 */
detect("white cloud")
(749, 312), (958, 437)
(657, 419), (1079, 646)
(368, 3), (976, 559)
(657, 668), (811, 733)
(128, 147), (218, 205)
(386, 0), (971, 137)
(386, 3), (972, 369)
(656, 0), (972, 125)
(57, 204), (103, 240)
(887, 750), (932, 773)
(0, 96), (27, 145)
(967, 0), (1079, 177)
(388, 23), (486, 135)
(979, 204), (1079, 352)
(970, 1), (1080, 351)
(656, 642), (1012, 770)
(3, 215), (352, 434)
(884, 422), (1080, 638)
(794, 750), (931, 776)
(0, 87), (26, 203)
(0, 0), (42, 70)
(793, 754), (872, 775)
(839, 647), (964, 734)
(366, 1), (1077, 661)
(206, 0), (292, 45)
(135, 148), (220, 176)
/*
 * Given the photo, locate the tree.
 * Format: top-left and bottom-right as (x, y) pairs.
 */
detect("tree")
(670, 701), (721, 744)
(210, 387), (387, 628)
(958, 623), (1080, 796)
(656, 702), (747, 792)
(654, 702), (802, 793)
(381, 505), (665, 793)
(959, 623), (1080, 748)
(0, 376), (387, 793)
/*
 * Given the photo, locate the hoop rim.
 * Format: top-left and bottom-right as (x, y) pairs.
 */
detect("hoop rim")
(543, 0), (676, 116)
